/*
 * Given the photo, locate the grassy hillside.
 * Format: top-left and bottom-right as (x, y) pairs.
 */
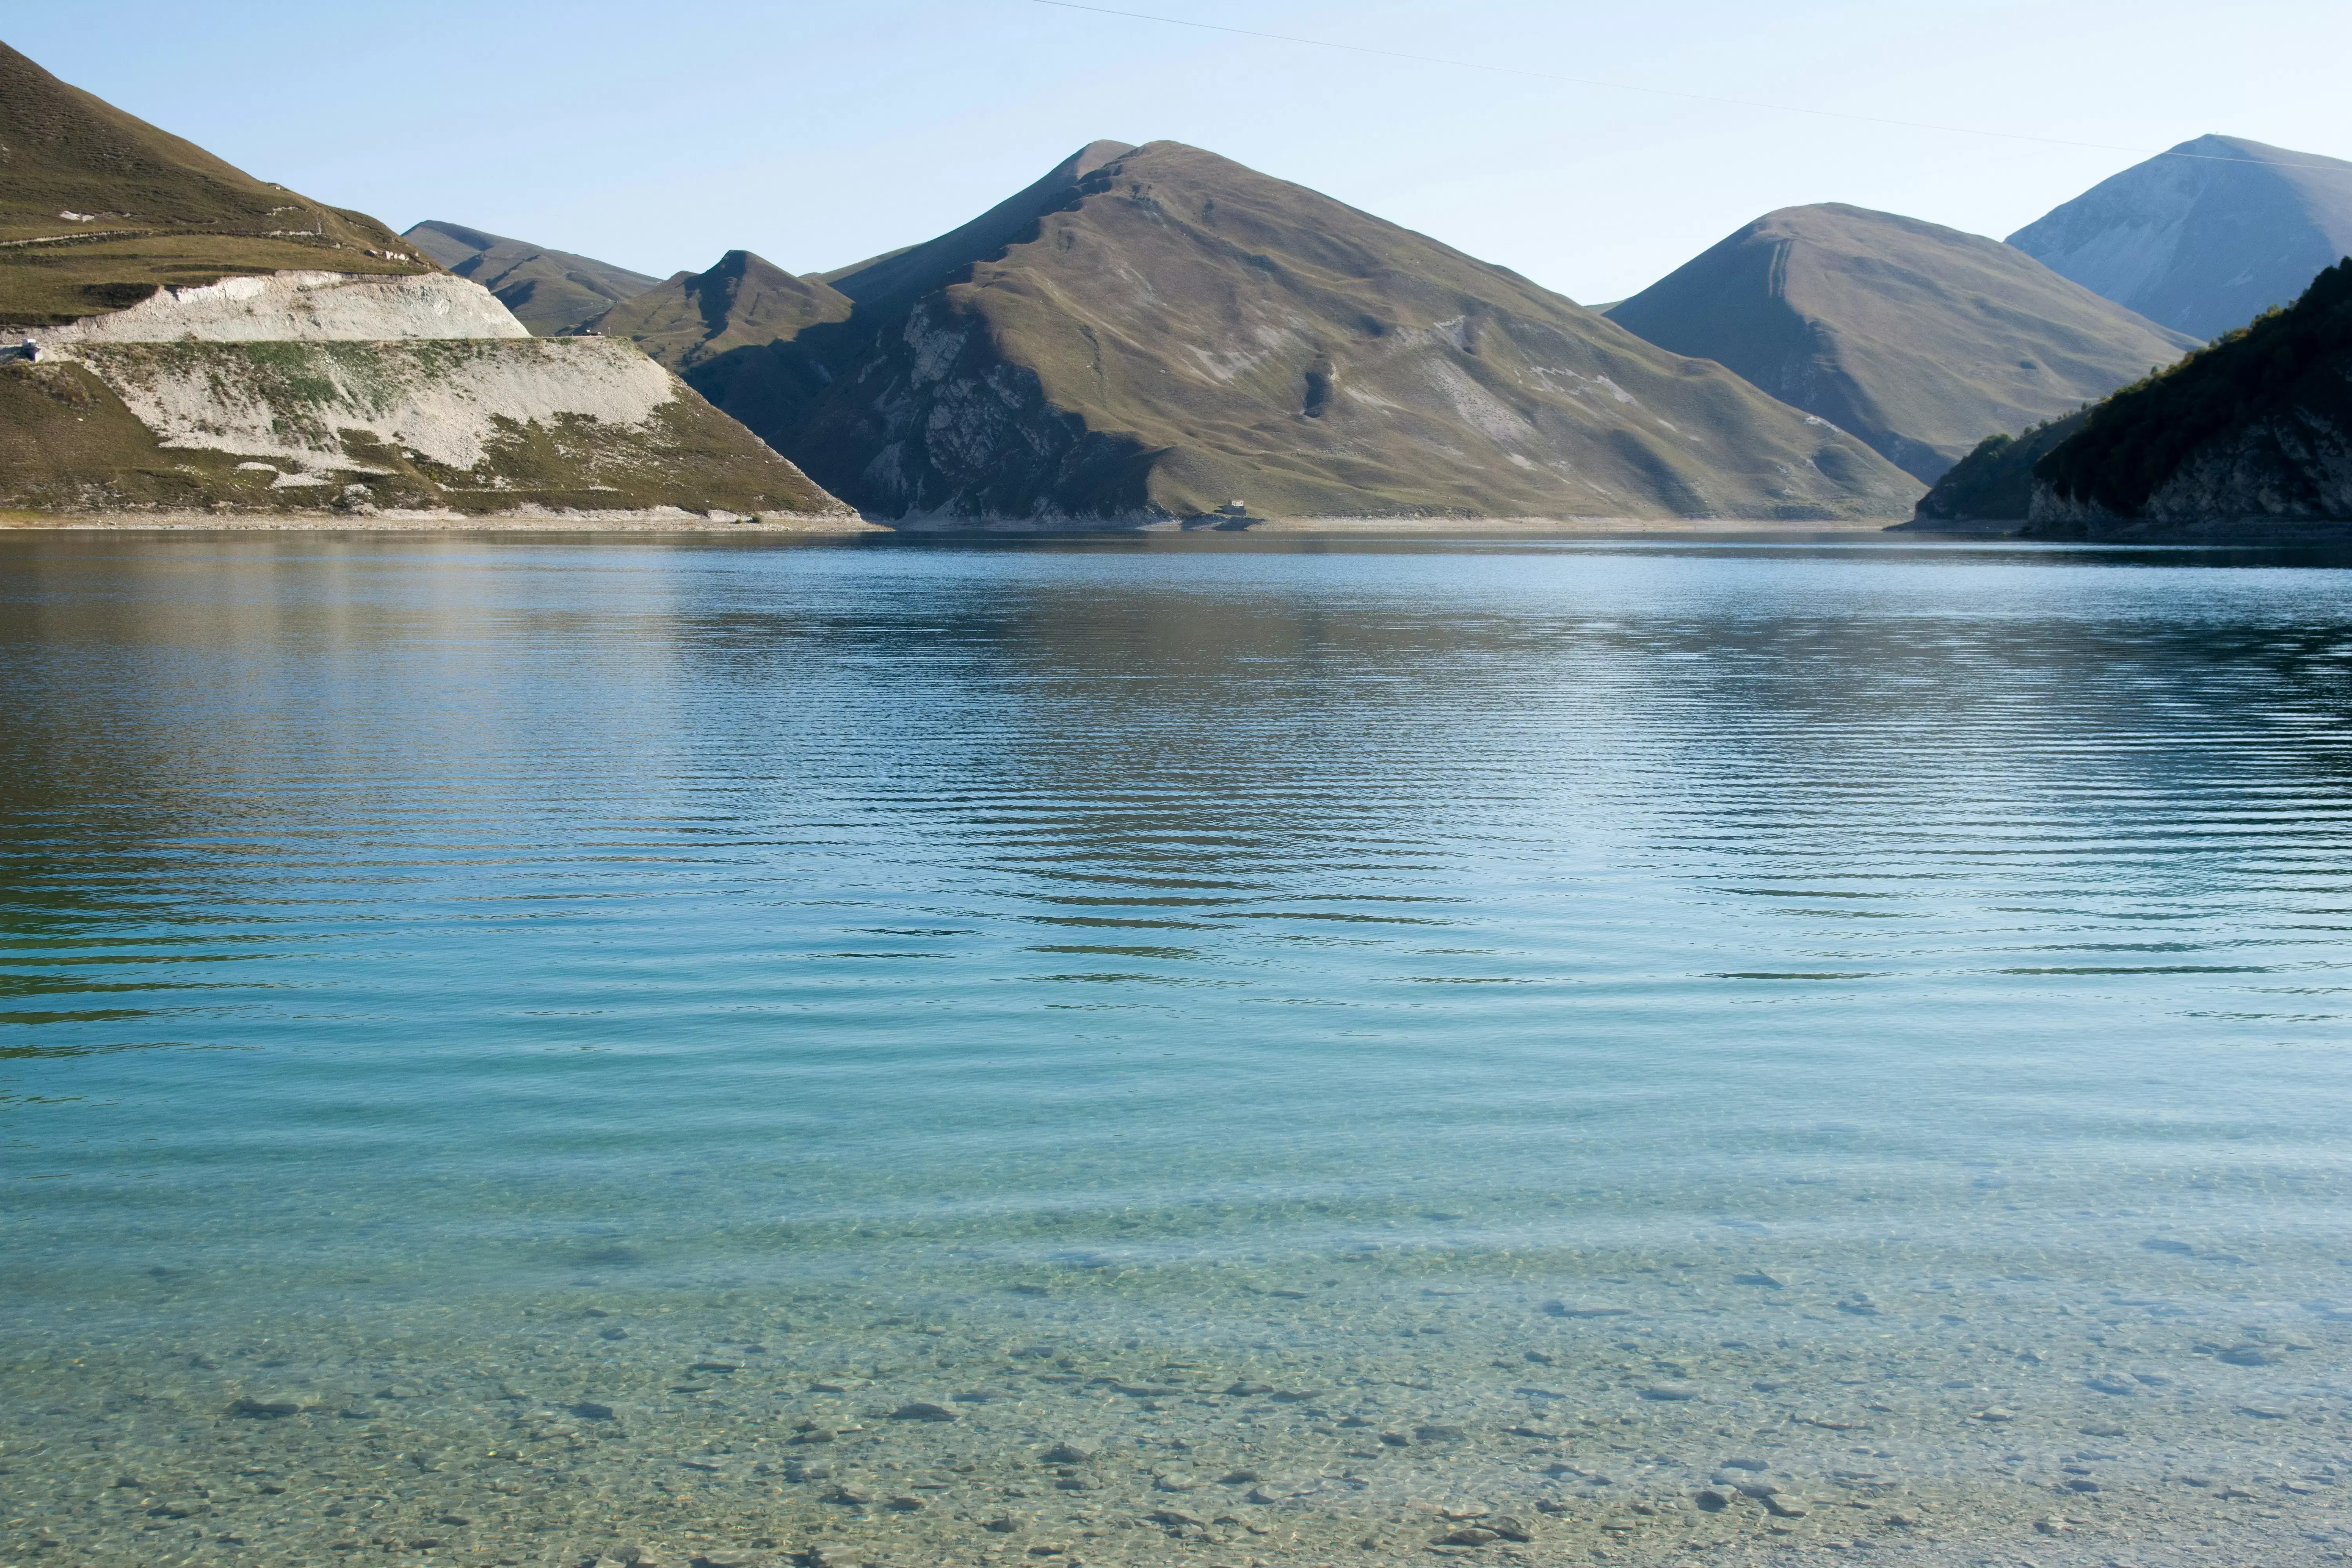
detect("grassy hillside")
(648, 142), (1921, 522)
(1607, 203), (2198, 483)
(405, 221), (658, 336)
(2034, 257), (2352, 518)
(0, 40), (430, 327)
(593, 252), (854, 461)
(593, 250), (850, 367)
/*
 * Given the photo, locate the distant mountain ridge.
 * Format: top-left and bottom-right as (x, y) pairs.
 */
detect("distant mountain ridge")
(592, 249), (850, 368)
(605, 140), (1920, 522)
(2009, 135), (2352, 340)
(403, 221), (659, 336)
(1607, 203), (2198, 483)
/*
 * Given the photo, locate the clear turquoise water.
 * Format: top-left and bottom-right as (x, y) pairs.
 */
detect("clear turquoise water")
(5, 533), (2352, 1567)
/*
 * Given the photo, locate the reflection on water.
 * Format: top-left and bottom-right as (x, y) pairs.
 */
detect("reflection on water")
(5, 532), (2352, 1567)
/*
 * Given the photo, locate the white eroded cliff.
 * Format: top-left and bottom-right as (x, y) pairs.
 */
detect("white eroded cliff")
(15, 271), (528, 348)
(75, 338), (677, 472)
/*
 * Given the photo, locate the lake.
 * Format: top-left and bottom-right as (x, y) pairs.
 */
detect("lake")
(4, 531), (2351, 1568)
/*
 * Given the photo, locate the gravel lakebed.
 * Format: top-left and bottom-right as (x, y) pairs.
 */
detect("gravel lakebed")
(6, 1244), (2348, 1568)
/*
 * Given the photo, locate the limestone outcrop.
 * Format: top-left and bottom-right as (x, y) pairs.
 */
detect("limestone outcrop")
(1, 269), (848, 517)
(7, 271), (529, 349)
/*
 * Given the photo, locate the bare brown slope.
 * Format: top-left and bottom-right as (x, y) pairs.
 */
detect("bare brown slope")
(690, 142), (1920, 522)
(0, 40), (430, 325)
(1608, 204), (2200, 483)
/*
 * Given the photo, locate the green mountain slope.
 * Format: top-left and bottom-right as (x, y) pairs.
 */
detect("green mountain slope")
(1903, 411), (2088, 526)
(1607, 203), (2198, 483)
(402, 221), (658, 336)
(2009, 136), (2352, 341)
(2024, 258), (2352, 532)
(639, 142), (1920, 522)
(0, 39), (430, 326)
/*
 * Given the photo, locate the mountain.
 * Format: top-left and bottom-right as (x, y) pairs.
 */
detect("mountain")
(2019, 258), (2352, 535)
(592, 250), (853, 461)
(403, 221), (660, 336)
(621, 141), (1920, 523)
(0, 39), (428, 327)
(1904, 411), (2088, 526)
(595, 250), (851, 364)
(2009, 136), (2352, 341)
(0, 41), (846, 520)
(1606, 203), (2199, 483)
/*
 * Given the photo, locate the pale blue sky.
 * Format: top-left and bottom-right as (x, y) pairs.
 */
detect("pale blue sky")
(15, 0), (2350, 303)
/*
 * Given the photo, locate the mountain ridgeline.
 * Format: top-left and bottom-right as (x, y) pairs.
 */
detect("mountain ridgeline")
(10, 19), (2349, 534)
(1605, 204), (2197, 483)
(596, 141), (1921, 523)
(2009, 136), (2352, 342)
(403, 221), (659, 336)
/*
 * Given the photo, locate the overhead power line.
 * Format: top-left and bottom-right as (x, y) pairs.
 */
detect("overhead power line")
(1030, 0), (2341, 172)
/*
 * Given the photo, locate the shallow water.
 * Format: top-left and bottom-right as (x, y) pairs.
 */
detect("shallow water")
(4, 532), (2352, 1568)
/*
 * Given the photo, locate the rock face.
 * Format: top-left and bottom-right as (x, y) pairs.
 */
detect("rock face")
(2009, 136), (2352, 341)
(0, 341), (850, 516)
(2017, 258), (2352, 537)
(1608, 204), (2196, 483)
(614, 140), (1920, 523)
(92, 338), (671, 471)
(8, 270), (529, 347)
(403, 222), (661, 336)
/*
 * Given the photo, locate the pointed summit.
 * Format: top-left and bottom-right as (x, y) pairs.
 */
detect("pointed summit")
(822, 140), (1140, 314)
(592, 251), (855, 451)
(1610, 203), (2198, 482)
(654, 140), (1919, 522)
(2009, 136), (2352, 339)
(595, 250), (851, 367)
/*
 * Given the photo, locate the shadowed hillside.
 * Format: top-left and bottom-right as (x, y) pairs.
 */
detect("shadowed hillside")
(2024, 258), (2352, 532)
(2010, 136), (2352, 341)
(1903, 412), (2089, 526)
(0, 40), (429, 326)
(613, 141), (1920, 523)
(1608, 204), (2196, 483)
(403, 222), (659, 336)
